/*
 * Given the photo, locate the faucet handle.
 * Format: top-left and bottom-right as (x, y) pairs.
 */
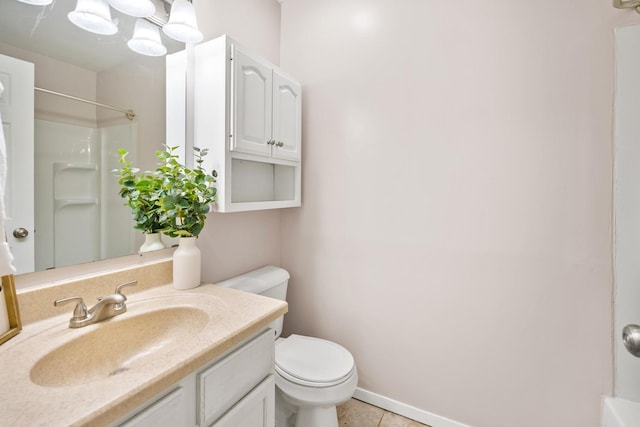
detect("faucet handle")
(115, 280), (138, 298)
(54, 297), (88, 320)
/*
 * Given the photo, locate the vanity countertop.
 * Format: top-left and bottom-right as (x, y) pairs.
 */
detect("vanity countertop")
(0, 282), (288, 427)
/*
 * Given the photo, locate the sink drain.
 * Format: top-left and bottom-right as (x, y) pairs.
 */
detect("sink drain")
(109, 367), (130, 376)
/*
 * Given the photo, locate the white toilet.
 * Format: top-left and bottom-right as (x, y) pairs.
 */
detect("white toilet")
(218, 266), (358, 427)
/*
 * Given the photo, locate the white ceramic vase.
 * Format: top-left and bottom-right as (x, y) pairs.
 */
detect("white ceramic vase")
(139, 232), (166, 253)
(172, 236), (201, 290)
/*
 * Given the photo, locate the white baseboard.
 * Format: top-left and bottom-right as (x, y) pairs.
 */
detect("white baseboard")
(353, 388), (471, 427)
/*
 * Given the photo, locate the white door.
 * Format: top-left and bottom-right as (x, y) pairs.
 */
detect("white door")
(0, 54), (35, 275)
(272, 70), (301, 161)
(232, 45), (273, 157)
(614, 25), (640, 403)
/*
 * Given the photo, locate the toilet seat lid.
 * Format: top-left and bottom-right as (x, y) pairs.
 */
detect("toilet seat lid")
(275, 335), (354, 385)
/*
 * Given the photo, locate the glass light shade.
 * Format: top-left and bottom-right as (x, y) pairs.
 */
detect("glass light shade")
(107, 0), (155, 18)
(128, 19), (167, 57)
(68, 0), (118, 35)
(16, 0), (54, 5)
(162, 0), (203, 44)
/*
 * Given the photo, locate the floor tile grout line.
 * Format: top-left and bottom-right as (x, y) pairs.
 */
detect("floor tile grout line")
(339, 398), (431, 427)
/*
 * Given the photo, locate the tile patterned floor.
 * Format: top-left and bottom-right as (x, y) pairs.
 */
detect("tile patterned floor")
(337, 399), (431, 427)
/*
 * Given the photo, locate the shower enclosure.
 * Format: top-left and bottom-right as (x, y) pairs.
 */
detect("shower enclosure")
(34, 118), (136, 271)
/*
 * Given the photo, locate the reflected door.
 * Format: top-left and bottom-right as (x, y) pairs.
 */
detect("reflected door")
(0, 54), (35, 274)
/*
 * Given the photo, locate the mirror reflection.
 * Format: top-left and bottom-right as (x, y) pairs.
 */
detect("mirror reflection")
(0, 0), (184, 274)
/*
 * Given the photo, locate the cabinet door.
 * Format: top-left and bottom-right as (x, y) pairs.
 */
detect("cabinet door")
(272, 70), (301, 161)
(211, 375), (275, 427)
(198, 330), (274, 426)
(232, 45), (273, 157)
(120, 387), (187, 427)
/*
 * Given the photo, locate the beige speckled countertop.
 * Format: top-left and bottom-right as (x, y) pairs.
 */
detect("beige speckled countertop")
(0, 282), (287, 427)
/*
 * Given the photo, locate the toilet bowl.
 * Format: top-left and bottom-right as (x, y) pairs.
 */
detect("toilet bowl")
(217, 266), (358, 427)
(275, 334), (358, 427)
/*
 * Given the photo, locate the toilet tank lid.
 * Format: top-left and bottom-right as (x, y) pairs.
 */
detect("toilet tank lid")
(216, 265), (290, 294)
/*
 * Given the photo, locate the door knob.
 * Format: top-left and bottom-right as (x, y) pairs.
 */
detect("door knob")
(623, 324), (640, 357)
(12, 228), (28, 239)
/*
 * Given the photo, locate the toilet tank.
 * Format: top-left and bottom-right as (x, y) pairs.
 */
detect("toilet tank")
(217, 266), (289, 338)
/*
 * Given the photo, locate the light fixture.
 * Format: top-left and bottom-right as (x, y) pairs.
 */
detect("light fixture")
(128, 18), (167, 57)
(68, 0), (118, 35)
(162, 0), (203, 44)
(106, 0), (155, 18)
(16, 0), (53, 5)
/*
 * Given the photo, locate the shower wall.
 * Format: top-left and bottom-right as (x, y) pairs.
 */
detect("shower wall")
(34, 119), (135, 271)
(100, 122), (137, 259)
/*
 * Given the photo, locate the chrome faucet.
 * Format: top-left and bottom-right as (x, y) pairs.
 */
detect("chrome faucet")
(54, 281), (138, 328)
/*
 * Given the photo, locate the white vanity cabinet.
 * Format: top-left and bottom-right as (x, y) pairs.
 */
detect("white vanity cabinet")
(113, 329), (275, 427)
(167, 35), (301, 213)
(120, 385), (193, 427)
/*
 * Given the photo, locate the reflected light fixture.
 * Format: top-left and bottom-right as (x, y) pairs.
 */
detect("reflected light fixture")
(128, 18), (167, 57)
(162, 0), (203, 44)
(16, 0), (53, 5)
(68, 0), (118, 35)
(107, 0), (155, 18)
(18, 0), (204, 57)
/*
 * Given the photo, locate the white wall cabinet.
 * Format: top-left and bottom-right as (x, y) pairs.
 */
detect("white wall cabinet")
(271, 70), (302, 161)
(233, 45), (301, 162)
(110, 329), (274, 427)
(167, 35), (301, 212)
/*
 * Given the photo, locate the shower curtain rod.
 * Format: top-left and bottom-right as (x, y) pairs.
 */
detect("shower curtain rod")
(34, 87), (136, 120)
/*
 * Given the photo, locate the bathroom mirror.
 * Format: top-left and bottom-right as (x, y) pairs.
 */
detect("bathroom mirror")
(0, 1), (183, 275)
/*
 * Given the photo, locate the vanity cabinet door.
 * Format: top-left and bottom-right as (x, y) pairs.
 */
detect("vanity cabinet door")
(198, 329), (274, 426)
(272, 69), (301, 161)
(211, 375), (275, 427)
(120, 387), (187, 427)
(232, 45), (273, 158)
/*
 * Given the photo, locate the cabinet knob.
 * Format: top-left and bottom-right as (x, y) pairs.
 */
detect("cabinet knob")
(267, 139), (275, 145)
(276, 141), (284, 147)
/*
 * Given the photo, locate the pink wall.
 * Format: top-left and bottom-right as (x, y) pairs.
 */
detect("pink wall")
(195, 0), (282, 284)
(196, 0), (280, 65)
(278, 1), (638, 426)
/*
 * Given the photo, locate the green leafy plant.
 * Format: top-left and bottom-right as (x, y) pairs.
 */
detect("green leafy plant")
(113, 149), (166, 234)
(113, 146), (217, 238)
(155, 145), (217, 238)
